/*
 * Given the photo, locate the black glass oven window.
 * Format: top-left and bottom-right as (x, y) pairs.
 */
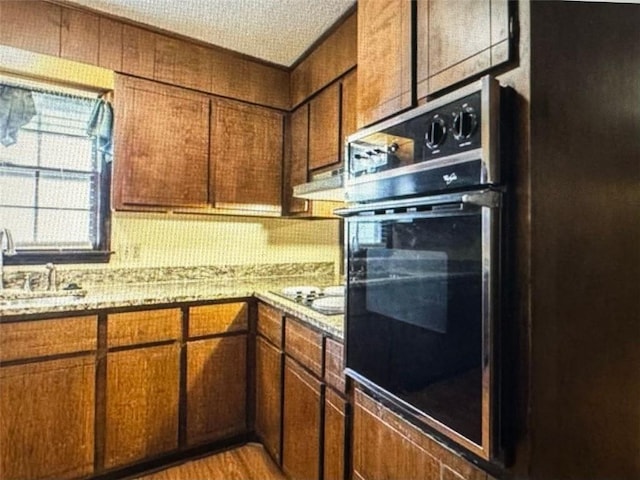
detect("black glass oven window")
(347, 212), (483, 444)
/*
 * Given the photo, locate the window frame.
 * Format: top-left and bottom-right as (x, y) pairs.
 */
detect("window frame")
(0, 81), (112, 265)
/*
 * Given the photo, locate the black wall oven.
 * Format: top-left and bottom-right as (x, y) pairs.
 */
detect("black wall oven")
(337, 76), (506, 463)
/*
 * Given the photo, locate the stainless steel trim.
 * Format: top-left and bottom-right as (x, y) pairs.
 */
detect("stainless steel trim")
(462, 190), (502, 208)
(292, 173), (345, 201)
(346, 148), (482, 187)
(481, 75), (501, 185)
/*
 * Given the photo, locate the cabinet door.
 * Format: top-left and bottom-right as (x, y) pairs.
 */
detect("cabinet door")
(105, 343), (180, 468)
(282, 357), (323, 480)
(186, 335), (247, 445)
(308, 82), (341, 171)
(417, 0), (510, 96)
(353, 391), (440, 480)
(256, 336), (283, 463)
(0, 1), (61, 57)
(323, 389), (348, 480)
(60, 8), (100, 65)
(211, 99), (283, 213)
(341, 70), (358, 147)
(284, 104), (310, 215)
(357, 0), (413, 128)
(0, 356), (95, 480)
(114, 75), (210, 209)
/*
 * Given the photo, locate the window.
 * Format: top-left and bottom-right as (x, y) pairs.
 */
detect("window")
(0, 81), (112, 264)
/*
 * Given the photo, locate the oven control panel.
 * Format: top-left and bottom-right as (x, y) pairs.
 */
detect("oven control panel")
(348, 92), (482, 179)
(345, 75), (501, 202)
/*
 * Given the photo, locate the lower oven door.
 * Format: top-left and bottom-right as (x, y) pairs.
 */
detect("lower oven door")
(337, 189), (502, 461)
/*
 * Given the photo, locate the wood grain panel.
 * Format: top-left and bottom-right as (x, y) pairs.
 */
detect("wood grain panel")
(354, 389), (488, 480)
(0, 316), (97, 362)
(98, 17), (123, 71)
(114, 75), (210, 208)
(282, 357), (323, 480)
(60, 8), (100, 65)
(0, 355), (95, 480)
(308, 81), (341, 171)
(210, 53), (289, 110)
(255, 336), (283, 463)
(284, 317), (323, 377)
(136, 443), (286, 480)
(188, 302), (248, 338)
(323, 388), (347, 480)
(155, 36), (210, 92)
(105, 344), (180, 468)
(107, 308), (181, 348)
(357, 0), (413, 128)
(186, 335), (247, 445)
(211, 98), (283, 213)
(284, 104), (310, 214)
(0, 1), (61, 57)
(323, 337), (345, 393)
(340, 70), (357, 146)
(122, 25), (156, 78)
(257, 303), (283, 347)
(290, 12), (356, 108)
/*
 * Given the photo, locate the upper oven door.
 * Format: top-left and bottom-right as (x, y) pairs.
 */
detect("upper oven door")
(337, 189), (502, 461)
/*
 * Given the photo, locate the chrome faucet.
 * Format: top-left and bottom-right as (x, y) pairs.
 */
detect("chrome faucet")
(45, 262), (57, 291)
(0, 228), (17, 290)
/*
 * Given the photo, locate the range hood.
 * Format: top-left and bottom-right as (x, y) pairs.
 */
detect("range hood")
(293, 168), (345, 202)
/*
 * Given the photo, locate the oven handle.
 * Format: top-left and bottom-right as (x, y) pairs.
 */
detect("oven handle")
(335, 190), (501, 218)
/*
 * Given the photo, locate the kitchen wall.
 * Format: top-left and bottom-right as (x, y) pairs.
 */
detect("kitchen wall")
(109, 211), (341, 271)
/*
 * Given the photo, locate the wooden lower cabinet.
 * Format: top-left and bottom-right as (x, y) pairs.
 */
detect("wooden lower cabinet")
(353, 389), (490, 480)
(186, 334), (247, 445)
(324, 388), (348, 480)
(105, 343), (180, 469)
(255, 336), (283, 462)
(0, 355), (95, 480)
(282, 357), (323, 480)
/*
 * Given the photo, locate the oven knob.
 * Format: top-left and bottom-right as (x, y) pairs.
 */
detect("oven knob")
(452, 107), (477, 140)
(425, 116), (447, 150)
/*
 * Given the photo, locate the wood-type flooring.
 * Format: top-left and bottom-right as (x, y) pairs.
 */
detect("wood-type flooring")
(134, 443), (286, 480)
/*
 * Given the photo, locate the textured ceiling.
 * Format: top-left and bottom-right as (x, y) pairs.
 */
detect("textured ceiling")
(65, 0), (355, 66)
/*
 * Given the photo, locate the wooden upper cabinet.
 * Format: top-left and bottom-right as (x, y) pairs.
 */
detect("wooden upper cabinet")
(308, 82), (341, 171)
(341, 70), (358, 145)
(211, 98), (283, 213)
(99, 17), (123, 71)
(417, 0), (511, 97)
(122, 25), (156, 78)
(60, 8), (100, 65)
(155, 36), (211, 92)
(290, 11), (357, 108)
(357, 0), (413, 128)
(113, 75), (210, 209)
(284, 104), (310, 215)
(0, 1), (61, 57)
(0, 356), (96, 480)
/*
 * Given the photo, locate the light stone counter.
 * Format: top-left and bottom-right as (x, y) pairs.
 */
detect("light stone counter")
(0, 277), (344, 339)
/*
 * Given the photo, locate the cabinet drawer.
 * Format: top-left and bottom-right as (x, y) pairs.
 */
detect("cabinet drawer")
(108, 308), (181, 348)
(0, 316), (97, 362)
(257, 303), (283, 347)
(189, 302), (248, 338)
(324, 337), (345, 393)
(285, 317), (323, 377)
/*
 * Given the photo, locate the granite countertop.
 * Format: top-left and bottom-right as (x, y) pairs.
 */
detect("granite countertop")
(0, 277), (344, 339)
